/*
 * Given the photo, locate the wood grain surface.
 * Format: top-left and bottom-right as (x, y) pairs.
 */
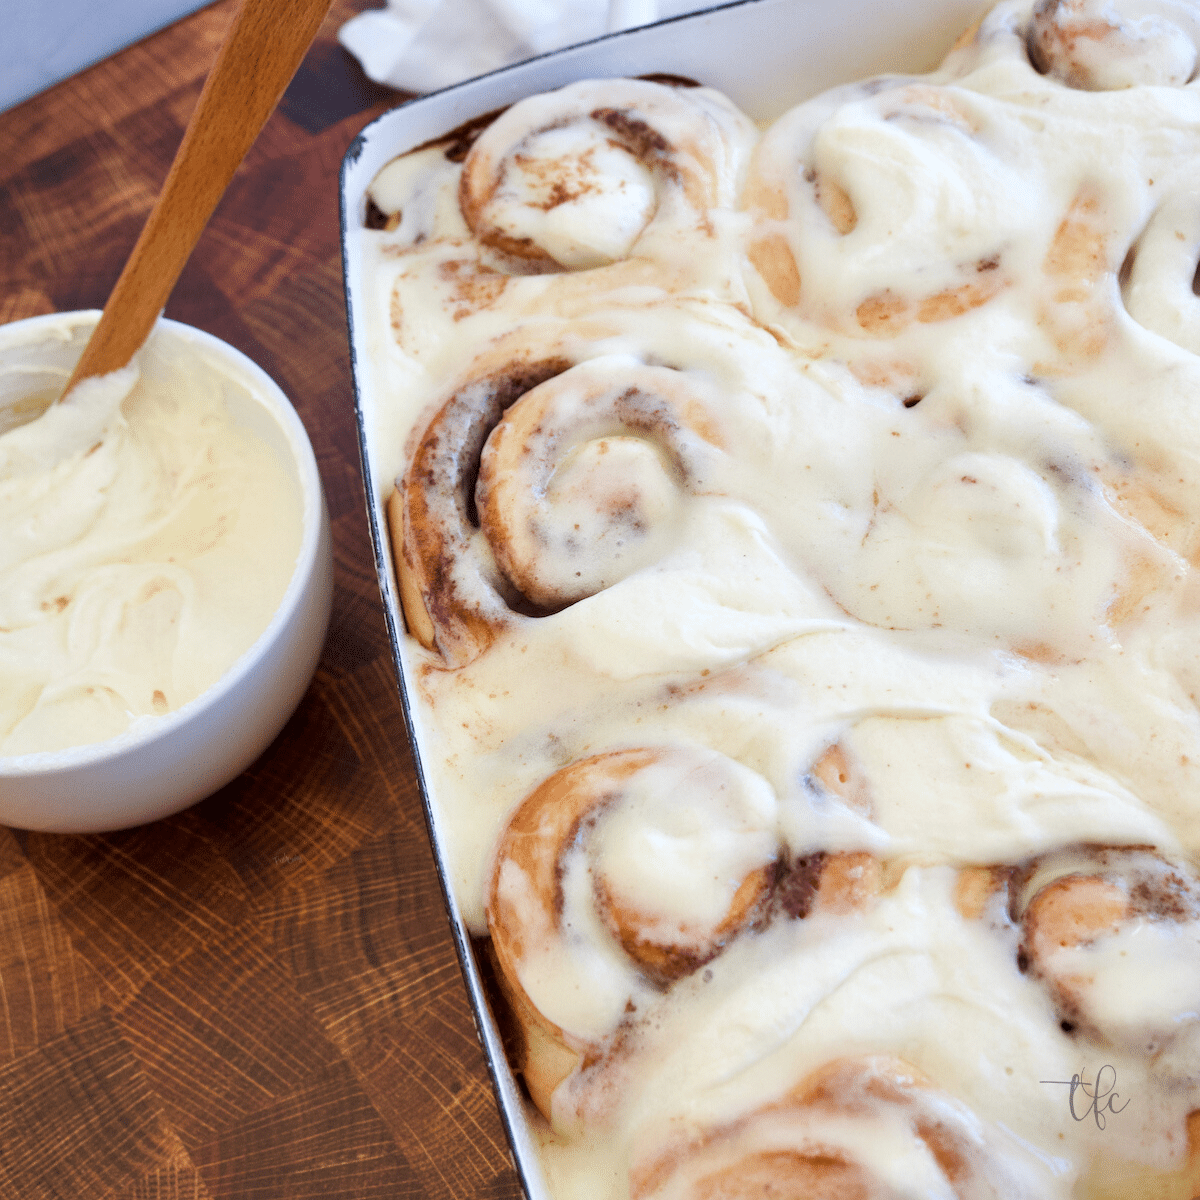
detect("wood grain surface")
(0, 4), (523, 1197)
(63, 0), (338, 393)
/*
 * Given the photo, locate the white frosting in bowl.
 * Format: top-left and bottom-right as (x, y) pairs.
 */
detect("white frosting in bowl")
(0, 311), (331, 831)
(0, 323), (302, 755)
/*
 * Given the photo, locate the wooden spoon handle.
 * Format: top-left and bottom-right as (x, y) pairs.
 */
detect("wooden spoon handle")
(63, 0), (335, 395)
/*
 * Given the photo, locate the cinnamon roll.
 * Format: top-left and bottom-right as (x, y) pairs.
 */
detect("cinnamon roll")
(458, 78), (756, 273)
(1013, 846), (1200, 1055)
(742, 80), (1016, 339)
(1027, 0), (1200, 90)
(808, 430), (1180, 658)
(631, 1055), (1045, 1199)
(363, 80), (756, 366)
(485, 746), (778, 1117)
(485, 745), (880, 1119)
(389, 339), (736, 666)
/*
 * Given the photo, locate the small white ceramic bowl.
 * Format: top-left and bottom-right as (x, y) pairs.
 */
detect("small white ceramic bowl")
(0, 311), (333, 832)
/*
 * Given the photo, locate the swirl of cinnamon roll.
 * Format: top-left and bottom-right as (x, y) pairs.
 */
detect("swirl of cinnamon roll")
(458, 78), (756, 273)
(475, 356), (726, 610)
(1027, 0), (1200, 90)
(486, 746), (778, 1118)
(1122, 174), (1200, 356)
(742, 80), (1019, 338)
(1013, 846), (1200, 1054)
(389, 340), (735, 666)
(631, 1055), (1046, 1199)
(485, 745), (880, 1120)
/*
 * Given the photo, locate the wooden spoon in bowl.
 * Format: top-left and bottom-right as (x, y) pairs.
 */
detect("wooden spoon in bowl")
(61, 0), (335, 397)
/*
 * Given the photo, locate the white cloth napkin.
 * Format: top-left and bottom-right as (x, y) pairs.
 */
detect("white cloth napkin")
(339, 0), (722, 94)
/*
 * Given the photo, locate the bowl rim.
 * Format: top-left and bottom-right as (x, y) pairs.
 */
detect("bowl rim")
(0, 309), (327, 775)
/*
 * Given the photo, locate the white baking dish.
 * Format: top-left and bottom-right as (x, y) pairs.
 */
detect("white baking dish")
(340, 2), (989, 1194)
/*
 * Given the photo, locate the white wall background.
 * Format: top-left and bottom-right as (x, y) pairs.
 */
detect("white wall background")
(1, 0), (215, 113)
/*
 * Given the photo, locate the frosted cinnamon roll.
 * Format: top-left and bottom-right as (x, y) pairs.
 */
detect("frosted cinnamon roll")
(1027, 0), (1200, 90)
(631, 1055), (1045, 1199)
(1013, 846), (1200, 1055)
(810, 432), (1180, 658)
(742, 80), (1017, 338)
(457, 78), (756, 274)
(390, 339), (740, 666)
(486, 746), (778, 1118)
(485, 746), (879, 1120)
(363, 83), (757, 366)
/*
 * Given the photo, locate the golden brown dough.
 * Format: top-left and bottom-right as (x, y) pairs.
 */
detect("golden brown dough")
(393, 336), (733, 666)
(485, 747), (778, 1116)
(390, 350), (571, 665)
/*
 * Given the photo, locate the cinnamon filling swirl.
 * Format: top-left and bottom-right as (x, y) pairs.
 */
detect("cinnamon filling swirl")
(458, 78), (756, 272)
(1034, 185), (1127, 370)
(486, 746), (781, 1116)
(476, 358), (725, 610)
(485, 745), (883, 1120)
(392, 346), (732, 666)
(389, 353), (570, 663)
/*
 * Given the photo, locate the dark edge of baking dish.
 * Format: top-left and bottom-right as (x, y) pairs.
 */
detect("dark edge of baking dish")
(338, 0), (988, 1193)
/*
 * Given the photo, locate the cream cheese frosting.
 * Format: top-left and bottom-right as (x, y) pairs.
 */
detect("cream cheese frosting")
(0, 316), (302, 756)
(355, 4), (1200, 1196)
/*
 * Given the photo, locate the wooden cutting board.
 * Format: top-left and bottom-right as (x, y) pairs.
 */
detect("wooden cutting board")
(0, 4), (523, 1196)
